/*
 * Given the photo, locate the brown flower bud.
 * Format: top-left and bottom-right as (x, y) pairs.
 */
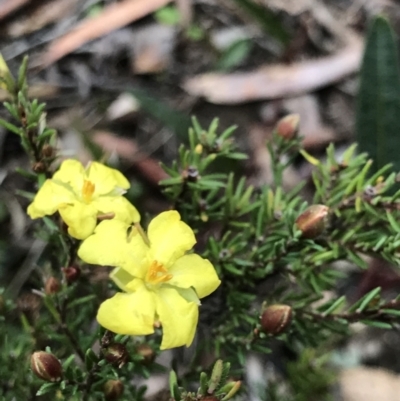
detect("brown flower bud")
(42, 144), (55, 158)
(136, 344), (156, 365)
(32, 162), (46, 173)
(62, 266), (81, 284)
(295, 205), (329, 239)
(44, 277), (61, 295)
(31, 351), (62, 382)
(261, 304), (292, 335)
(104, 343), (128, 368)
(275, 114), (300, 140)
(104, 380), (124, 401)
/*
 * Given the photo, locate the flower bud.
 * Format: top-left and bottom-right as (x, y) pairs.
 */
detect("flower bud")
(32, 162), (46, 173)
(295, 205), (329, 239)
(275, 114), (300, 140)
(31, 351), (62, 382)
(44, 277), (61, 295)
(62, 266), (81, 284)
(104, 343), (128, 368)
(261, 304), (292, 335)
(195, 144), (203, 154)
(136, 343), (155, 365)
(104, 380), (124, 401)
(182, 166), (199, 182)
(42, 144), (55, 158)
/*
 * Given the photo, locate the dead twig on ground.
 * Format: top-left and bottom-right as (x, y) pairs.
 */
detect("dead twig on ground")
(184, 34), (363, 104)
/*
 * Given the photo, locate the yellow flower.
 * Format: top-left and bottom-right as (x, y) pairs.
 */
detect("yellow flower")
(0, 53), (11, 90)
(78, 211), (221, 350)
(27, 159), (140, 240)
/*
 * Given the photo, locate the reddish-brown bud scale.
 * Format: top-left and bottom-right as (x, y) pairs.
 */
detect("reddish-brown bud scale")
(31, 351), (62, 382)
(261, 305), (292, 335)
(44, 277), (61, 295)
(275, 114), (300, 140)
(104, 380), (124, 401)
(42, 144), (55, 158)
(62, 266), (81, 284)
(104, 343), (128, 368)
(136, 343), (156, 365)
(32, 162), (46, 173)
(295, 205), (329, 239)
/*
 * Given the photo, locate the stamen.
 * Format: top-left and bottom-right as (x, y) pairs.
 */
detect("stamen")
(82, 180), (95, 203)
(134, 222), (150, 246)
(146, 261), (172, 284)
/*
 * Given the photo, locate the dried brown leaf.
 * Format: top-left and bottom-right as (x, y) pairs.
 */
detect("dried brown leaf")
(40, 0), (171, 67)
(6, 0), (80, 38)
(0, 0), (30, 21)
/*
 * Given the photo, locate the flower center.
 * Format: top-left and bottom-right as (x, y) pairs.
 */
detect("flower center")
(145, 260), (172, 285)
(82, 180), (95, 203)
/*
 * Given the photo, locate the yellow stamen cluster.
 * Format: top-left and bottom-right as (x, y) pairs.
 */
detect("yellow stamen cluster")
(145, 260), (173, 284)
(82, 180), (95, 203)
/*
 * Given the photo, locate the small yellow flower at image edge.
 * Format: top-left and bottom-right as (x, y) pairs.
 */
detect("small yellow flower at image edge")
(27, 159), (140, 240)
(78, 210), (221, 350)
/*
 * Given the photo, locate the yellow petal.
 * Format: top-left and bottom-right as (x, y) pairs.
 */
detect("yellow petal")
(156, 286), (199, 349)
(27, 179), (75, 219)
(97, 285), (156, 335)
(148, 211), (196, 267)
(168, 254), (221, 299)
(59, 202), (97, 239)
(78, 220), (149, 278)
(52, 159), (85, 195)
(87, 162), (130, 195)
(0, 53), (11, 89)
(92, 196), (140, 223)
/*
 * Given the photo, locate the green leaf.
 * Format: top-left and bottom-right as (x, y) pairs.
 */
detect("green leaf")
(155, 5), (180, 26)
(216, 39), (253, 72)
(36, 382), (58, 396)
(0, 118), (21, 135)
(131, 89), (191, 141)
(197, 371), (208, 396)
(321, 296), (347, 316)
(356, 16), (400, 172)
(355, 287), (381, 313)
(85, 348), (98, 370)
(169, 370), (181, 400)
(17, 56), (28, 89)
(386, 211), (400, 232)
(231, 0), (290, 45)
(360, 319), (392, 329)
(67, 295), (97, 309)
(208, 359), (223, 394)
(381, 308), (400, 316)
